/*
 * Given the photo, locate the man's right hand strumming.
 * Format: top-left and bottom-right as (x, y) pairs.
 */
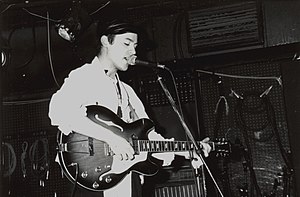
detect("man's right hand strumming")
(106, 134), (135, 161)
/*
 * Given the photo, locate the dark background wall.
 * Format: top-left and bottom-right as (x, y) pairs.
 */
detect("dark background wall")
(1, 0), (300, 96)
(281, 61), (300, 197)
(1, 0), (300, 196)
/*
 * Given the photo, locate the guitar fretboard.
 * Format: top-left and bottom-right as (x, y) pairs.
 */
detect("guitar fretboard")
(133, 140), (205, 153)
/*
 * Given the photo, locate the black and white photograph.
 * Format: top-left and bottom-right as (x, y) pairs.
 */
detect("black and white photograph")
(1, 0), (300, 196)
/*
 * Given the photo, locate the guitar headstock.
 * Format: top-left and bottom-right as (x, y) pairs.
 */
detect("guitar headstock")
(212, 138), (231, 157)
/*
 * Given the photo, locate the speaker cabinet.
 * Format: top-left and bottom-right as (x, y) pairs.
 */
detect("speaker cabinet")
(281, 60), (300, 196)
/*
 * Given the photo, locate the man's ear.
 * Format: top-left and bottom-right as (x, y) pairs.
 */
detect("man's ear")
(100, 35), (109, 47)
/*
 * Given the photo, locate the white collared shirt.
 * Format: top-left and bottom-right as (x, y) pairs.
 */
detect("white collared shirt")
(49, 56), (149, 135)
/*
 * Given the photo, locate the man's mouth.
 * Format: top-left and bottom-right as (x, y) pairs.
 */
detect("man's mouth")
(125, 56), (136, 65)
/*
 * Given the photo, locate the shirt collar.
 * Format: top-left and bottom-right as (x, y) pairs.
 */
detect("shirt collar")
(91, 56), (119, 82)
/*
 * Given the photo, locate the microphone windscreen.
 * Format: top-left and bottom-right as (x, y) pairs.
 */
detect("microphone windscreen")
(127, 55), (137, 65)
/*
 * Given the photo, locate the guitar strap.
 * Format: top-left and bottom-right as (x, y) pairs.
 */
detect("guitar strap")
(117, 77), (139, 122)
(115, 75), (138, 122)
(115, 75), (123, 118)
(128, 101), (139, 121)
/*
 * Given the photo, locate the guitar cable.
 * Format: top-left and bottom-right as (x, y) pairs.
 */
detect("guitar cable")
(29, 138), (50, 187)
(2, 142), (17, 178)
(68, 163), (79, 197)
(2, 142), (17, 195)
(56, 131), (79, 197)
(21, 141), (28, 178)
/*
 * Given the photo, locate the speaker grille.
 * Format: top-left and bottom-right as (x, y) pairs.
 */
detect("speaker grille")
(187, 1), (263, 54)
(140, 72), (195, 107)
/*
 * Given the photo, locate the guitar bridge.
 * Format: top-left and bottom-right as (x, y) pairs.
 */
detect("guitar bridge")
(88, 137), (95, 156)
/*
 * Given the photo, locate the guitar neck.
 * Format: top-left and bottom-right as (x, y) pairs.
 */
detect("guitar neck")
(133, 140), (214, 153)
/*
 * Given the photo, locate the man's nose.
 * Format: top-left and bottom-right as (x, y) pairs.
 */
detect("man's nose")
(129, 45), (136, 55)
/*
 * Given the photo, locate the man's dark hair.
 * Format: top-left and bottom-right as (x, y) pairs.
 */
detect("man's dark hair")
(96, 19), (140, 46)
(97, 19), (140, 36)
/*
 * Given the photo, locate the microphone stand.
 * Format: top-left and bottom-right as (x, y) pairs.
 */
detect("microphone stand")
(155, 71), (224, 197)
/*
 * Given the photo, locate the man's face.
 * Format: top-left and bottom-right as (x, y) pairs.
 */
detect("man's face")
(106, 32), (138, 71)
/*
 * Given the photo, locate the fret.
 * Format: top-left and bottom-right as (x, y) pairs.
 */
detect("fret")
(132, 140), (138, 153)
(155, 141), (159, 152)
(149, 141), (152, 151)
(136, 140), (140, 153)
(182, 142), (186, 151)
(142, 141), (145, 151)
(148, 141), (151, 151)
(140, 140), (143, 151)
(186, 142), (190, 151)
(164, 141), (168, 151)
(150, 141), (154, 152)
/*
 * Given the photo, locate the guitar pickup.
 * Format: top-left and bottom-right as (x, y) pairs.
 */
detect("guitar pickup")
(57, 139), (94, 155)
(104, 143), (113, 156)
(57, 143), (68, 152)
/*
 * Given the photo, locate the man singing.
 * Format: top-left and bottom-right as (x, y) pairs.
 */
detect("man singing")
(49, 18), (211, 197)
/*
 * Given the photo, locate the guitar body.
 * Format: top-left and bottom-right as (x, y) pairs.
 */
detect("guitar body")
(57, 105), (231, 192)
(57, 105), (158, 191)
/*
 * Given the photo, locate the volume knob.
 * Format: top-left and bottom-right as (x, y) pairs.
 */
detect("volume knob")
(105, 176), (112, 183)
(93, 181), (99, 189)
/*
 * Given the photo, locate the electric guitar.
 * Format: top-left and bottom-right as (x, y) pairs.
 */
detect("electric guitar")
(57, 105), (230, 191)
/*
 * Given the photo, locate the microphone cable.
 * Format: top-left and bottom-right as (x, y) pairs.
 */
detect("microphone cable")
(162, 67), (224, 196)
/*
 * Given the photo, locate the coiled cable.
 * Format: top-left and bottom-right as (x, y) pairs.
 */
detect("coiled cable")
(29, 138), (50, 185)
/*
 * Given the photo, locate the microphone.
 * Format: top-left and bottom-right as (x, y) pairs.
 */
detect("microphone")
(127, 56), (165, 69)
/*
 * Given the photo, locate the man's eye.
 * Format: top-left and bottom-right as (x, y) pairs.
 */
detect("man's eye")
(124, 43), (130, 46)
